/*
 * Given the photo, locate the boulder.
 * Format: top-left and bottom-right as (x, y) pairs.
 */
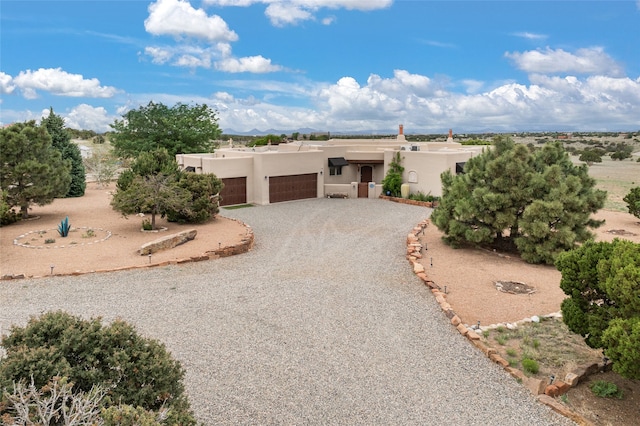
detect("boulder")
(139, 229), (197, 255)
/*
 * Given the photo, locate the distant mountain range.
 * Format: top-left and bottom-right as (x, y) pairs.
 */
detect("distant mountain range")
(222, 128), (399, 137)
(221, 127), (636, 137)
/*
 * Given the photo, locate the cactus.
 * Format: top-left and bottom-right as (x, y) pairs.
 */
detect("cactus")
(57, 216), (71, 237)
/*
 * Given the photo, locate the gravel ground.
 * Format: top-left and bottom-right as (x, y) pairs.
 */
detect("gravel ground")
(0, 198), (574, 425)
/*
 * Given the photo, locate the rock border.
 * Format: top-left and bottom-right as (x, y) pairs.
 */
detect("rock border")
(13, 227), (112, 249)
(406, 219), (603, 426)
(1, 218), (254, 280)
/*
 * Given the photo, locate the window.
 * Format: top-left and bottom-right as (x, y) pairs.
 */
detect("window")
(329, 166), (342, 176)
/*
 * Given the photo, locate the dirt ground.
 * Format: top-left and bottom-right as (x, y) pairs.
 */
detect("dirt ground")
(0, 182), (249, 278)
(1, 185), (639, 424)
(417, 209), (640, 327)
(417, 210), (640, 426)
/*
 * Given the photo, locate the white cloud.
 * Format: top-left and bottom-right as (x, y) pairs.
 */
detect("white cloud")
(204, 0), (393, 26)
(265, 3), (313, 26)
(512, 32), (547, 41)
(215, 55), (283, 73)
(63, 104), (115, 132)
(143, 1), (284, 73)
(321, 16), (336, 25)
(9, 70), (638, 133)
(144, 46), (175, 64)
(145, 0), (238, 42)
(462, 79), (484, 94)
(0, 72), (16, 95)
(307, 70), (640, 132)
(420, 40), (457, 49)
(11, 68), (118, 99)
(505, 47), (624, 77)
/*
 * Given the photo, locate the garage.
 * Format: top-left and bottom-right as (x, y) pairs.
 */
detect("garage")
(269, 173), (318, 203)
(220, 177), (247, 206)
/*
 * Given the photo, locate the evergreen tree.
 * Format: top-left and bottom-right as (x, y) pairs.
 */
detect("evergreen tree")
(623, 187), (640, 219)
(382, 152), (404, 197)
(0, 121), (71, 218)
(556, 239), (640, 379)
(578, 149), (602, 165)
(167, 172), (223, 224)
(111, 148), (187, 230)
(431, 137), (606, 264)
(42, 107), (86, 197)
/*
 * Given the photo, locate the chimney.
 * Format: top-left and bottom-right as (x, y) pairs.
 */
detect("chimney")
(399, 124), (404, 135)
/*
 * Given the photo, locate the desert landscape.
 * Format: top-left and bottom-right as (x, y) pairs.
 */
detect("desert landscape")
(1, 146), (639, 425)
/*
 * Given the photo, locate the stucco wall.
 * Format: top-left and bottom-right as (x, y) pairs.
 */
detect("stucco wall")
(177, 139), (483, 204)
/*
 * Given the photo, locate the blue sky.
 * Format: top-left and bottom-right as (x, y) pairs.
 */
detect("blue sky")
(1, 0), (639, 134)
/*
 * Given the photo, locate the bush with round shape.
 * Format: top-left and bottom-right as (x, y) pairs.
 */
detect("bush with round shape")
(0, 311), (196, 424)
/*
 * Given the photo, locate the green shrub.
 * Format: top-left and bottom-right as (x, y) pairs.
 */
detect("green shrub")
(590, 380), (623, 399)
(521, 358), (539, 374)
(382, 152), (404, 197)
(0, 311), (196, 424)
(623, 187), (640, 219)
(167, 172), (223, 224)
(0, 190), (19, 227)
(408, 191), (440, 203)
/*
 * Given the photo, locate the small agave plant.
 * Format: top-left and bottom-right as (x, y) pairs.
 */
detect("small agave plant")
(57, 216), (71, 237)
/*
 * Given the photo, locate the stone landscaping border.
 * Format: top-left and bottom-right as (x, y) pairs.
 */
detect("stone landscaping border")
(13, 227), (112, 249)
(1, 218), (254, 280)
(379, 194), (438, 208)
(406, 219), (603, 426)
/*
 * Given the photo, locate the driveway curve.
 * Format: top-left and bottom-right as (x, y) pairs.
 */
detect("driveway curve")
(0, 198), (573, 425)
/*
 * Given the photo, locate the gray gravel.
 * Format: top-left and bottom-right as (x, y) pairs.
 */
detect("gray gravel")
(0, 198), (574, 425)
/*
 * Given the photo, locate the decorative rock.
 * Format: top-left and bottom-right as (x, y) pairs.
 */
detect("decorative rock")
(456, 323), (468, 336)
(525, 377), (547, 395)
(466, 330), (481, 341)
(139, 229), (197, 255)
(545, 385), (560, 397)
(564, 372), (580, 387)
(505, 367), (526, 382)
(531, 315), (540, 323)
(472, 339), (491, 355)
(555, 380), (571, 395)
(413, 263), (425, 274)
(506, 323), (517, 330)
(489, 353), (509, 368)
(536, 395), (588, 425)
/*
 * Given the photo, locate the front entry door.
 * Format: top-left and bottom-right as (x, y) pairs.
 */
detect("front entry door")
(358, 166), (373, 198)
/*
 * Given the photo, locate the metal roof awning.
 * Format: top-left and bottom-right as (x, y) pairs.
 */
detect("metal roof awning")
(328, 157), (349, 167)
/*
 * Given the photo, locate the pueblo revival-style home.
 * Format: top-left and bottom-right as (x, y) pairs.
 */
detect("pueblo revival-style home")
(176, 126), (484, 206)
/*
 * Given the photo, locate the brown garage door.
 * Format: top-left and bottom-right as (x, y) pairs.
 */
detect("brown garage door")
(269, 173), (317, 203)
(220, 177), (247, 206)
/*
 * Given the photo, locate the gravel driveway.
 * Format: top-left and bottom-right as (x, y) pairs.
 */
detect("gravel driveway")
(0, 198), (573, 425)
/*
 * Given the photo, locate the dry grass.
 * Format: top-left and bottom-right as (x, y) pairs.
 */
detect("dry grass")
(482, 318), (603, 380)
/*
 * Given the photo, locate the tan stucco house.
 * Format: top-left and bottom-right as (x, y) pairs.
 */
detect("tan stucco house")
(176, 126), (484, 206)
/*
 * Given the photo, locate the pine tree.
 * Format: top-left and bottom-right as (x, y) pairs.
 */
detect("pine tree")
(111, 148), (188, 230)
(0, 121), (71, 218)
(557, 239), (640, 379)
(431, 137), (606, 264)
(42, 107), (86, 197)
